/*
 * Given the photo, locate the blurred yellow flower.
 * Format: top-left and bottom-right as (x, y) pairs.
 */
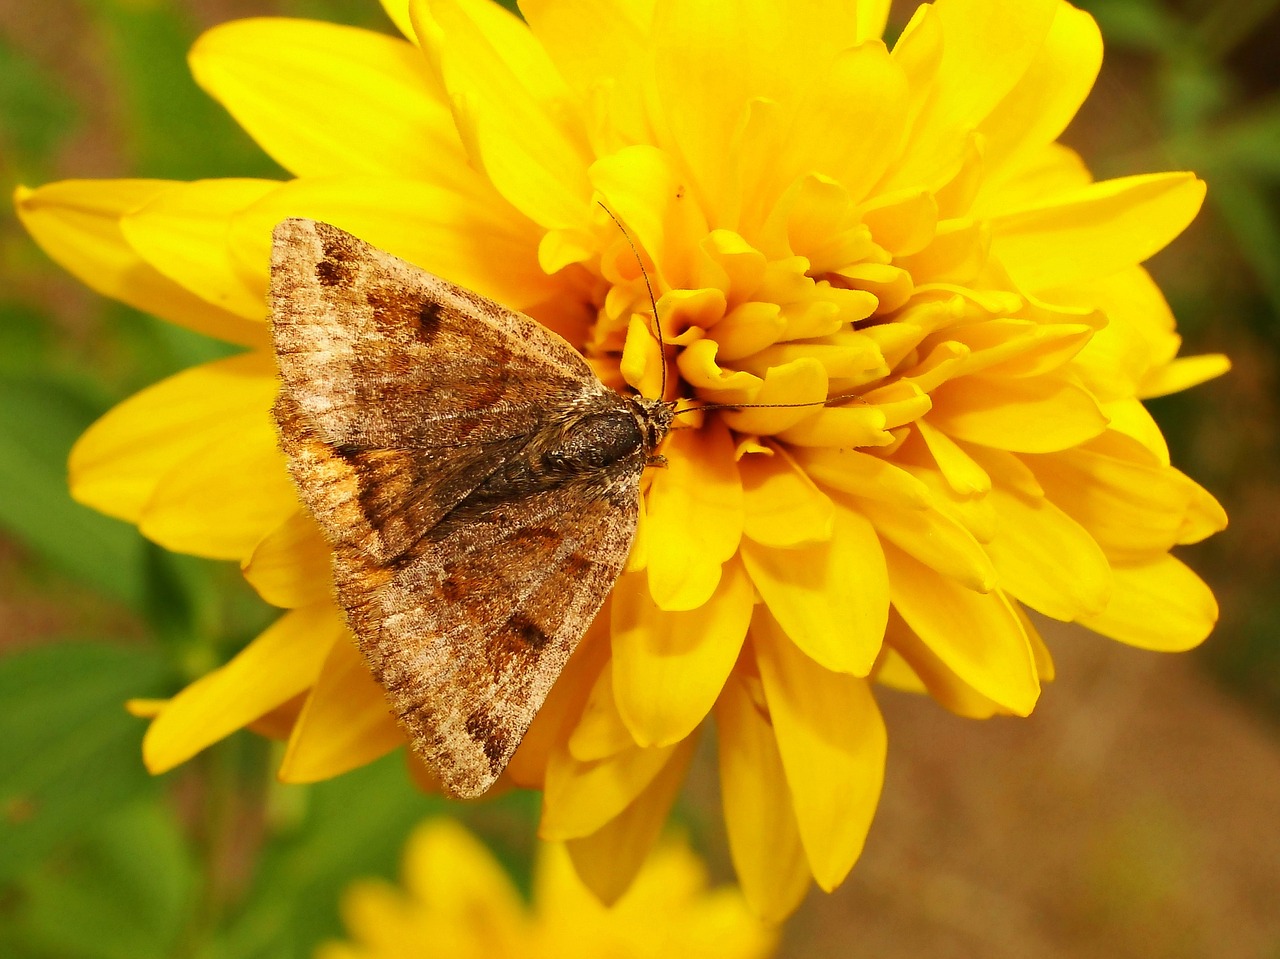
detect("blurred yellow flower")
(316, 821), (776, 959)
(16, 0), (1227, 918)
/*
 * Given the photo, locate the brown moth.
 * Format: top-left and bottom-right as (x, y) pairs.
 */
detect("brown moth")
(269, 218), (674, 798)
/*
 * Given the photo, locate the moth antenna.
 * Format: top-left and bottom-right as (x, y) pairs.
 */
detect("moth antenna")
(596, 201), (667, 401)
(671, 391), (867, 417)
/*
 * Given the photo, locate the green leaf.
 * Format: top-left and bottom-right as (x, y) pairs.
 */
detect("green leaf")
(1079, 0), (1188, 55)
(0, 374), (146, 608)
(206, 752), (442, 959)
(1203, 100), (1280, 179)
(1208, 175), (1280, 318)
(0, 36), (78, 180)
(5, 801), (198, 959)
(0, 641), (167, 882)
(93, 0), (282, 180)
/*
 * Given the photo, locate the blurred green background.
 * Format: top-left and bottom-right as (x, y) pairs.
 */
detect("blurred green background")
(0, 1), (1276, 957)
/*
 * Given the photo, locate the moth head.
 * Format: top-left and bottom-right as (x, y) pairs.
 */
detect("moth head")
(629, 394), (676, 456)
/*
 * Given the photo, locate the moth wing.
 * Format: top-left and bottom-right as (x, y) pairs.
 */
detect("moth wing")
(270, 218), (610, 559)
(268, 218), (643, 796)
(334, 468), (642, 798)
(270, 218), (596, 450)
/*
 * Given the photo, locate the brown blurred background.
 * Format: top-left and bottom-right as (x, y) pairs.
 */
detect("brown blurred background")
(0, 1), (1277, 957)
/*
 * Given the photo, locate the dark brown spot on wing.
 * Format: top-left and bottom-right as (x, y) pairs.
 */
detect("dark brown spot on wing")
(416, 300), (444, 341)
(514, 526), (560, 548)
(315, 259), (346, 286)
(439, 574), (467, 602)
(564, 552), (593, 577)
(316, 234), (357, 287)
(507, 612), (549, 648)
(365, 289), (446, 344)
(464, 712), (511, 773)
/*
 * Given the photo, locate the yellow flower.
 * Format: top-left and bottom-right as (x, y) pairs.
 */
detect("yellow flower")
(16, 0), (1228, 919)
(316, 820), (776, 959)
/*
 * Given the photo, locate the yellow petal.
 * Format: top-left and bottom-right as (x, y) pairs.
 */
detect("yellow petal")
(653, 0), (876, 221)
(860, 189), (938, 258)
(138, 406), (298, 561)
(590, 144), (709, 290)
(143, 603), (345, 772)
(885, 545), (1040, 715)
(125, 698), (166, 718)
(871, 646), (928, 696)
(715, 671), (811, 921)
(247, 696), (306, 740)
(774, 43), (909, 204)
(929, 0), (1059, 125)
(894, 218), (988, 285)
(1176, 476), (1228, 546)
(401, 819), (526, 926)
(756, 616), (885, 892)
(917, 420), (990, 496)
(278, 636), (402, 782)
(978, 3), (1102, 187)
(1103, 398), (1170, 465)
(991, 173), (1206, 291)
(510, 620), (611, 786)
(856, 0), (892, 41)
(620, 314), (668, 399)
(741, 502), (888, 676)
(705, 305), (785, 363)
(69, 352), (277, 523)
(540, 739), (679, 841)
(929, 374), (1109, 453)
(120, 178), (278, 321)
(242, 509), (333, 609)
(943, 319), (1094, 379)
(774, 403), (894, 449)
(422, 0), (593, 229)
(1063, 266), (1178, 399)
(645, 419), (743, 611)
(1079, 554), (1218, 652)
(740, 445), (835, 547)
(882, 608), (1007, 718)
(563, 737), (696, 906)
(855, 491), (995, 593)
(14, 180), (267, 347)
(1139, 353), (1232, 399)
(983, 481), (1113, 621)
(1018, 603), (1056, 681)
(561, 839), (777, 958)
(567, 653), (635, 762)
(796, 447), (931, 509)
(521, 0), (654, 148)
(379, 0), (416, 41)
(611, 560), (751, 747)
(884, 0), (1058, 193)
(1026, 437), (1193, 559)
(228, 176), (557, 316)
(189, 18), (465, 179)
(717, 358), (828, 436)
(677, 338), (761, 394)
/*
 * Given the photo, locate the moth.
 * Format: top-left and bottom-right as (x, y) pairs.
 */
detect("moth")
(269, 218), (675, 798)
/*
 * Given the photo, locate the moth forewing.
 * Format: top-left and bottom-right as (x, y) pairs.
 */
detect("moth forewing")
(269, 218), (674, 796)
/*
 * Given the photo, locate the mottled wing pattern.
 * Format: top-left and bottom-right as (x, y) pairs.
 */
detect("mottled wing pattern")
(271, 218), (607, 559)
(334, 471), (639, 797)
(270, 218), (644, 796)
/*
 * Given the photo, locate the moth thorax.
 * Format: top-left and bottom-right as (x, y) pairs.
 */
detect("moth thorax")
(544, 409), (645, 473)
